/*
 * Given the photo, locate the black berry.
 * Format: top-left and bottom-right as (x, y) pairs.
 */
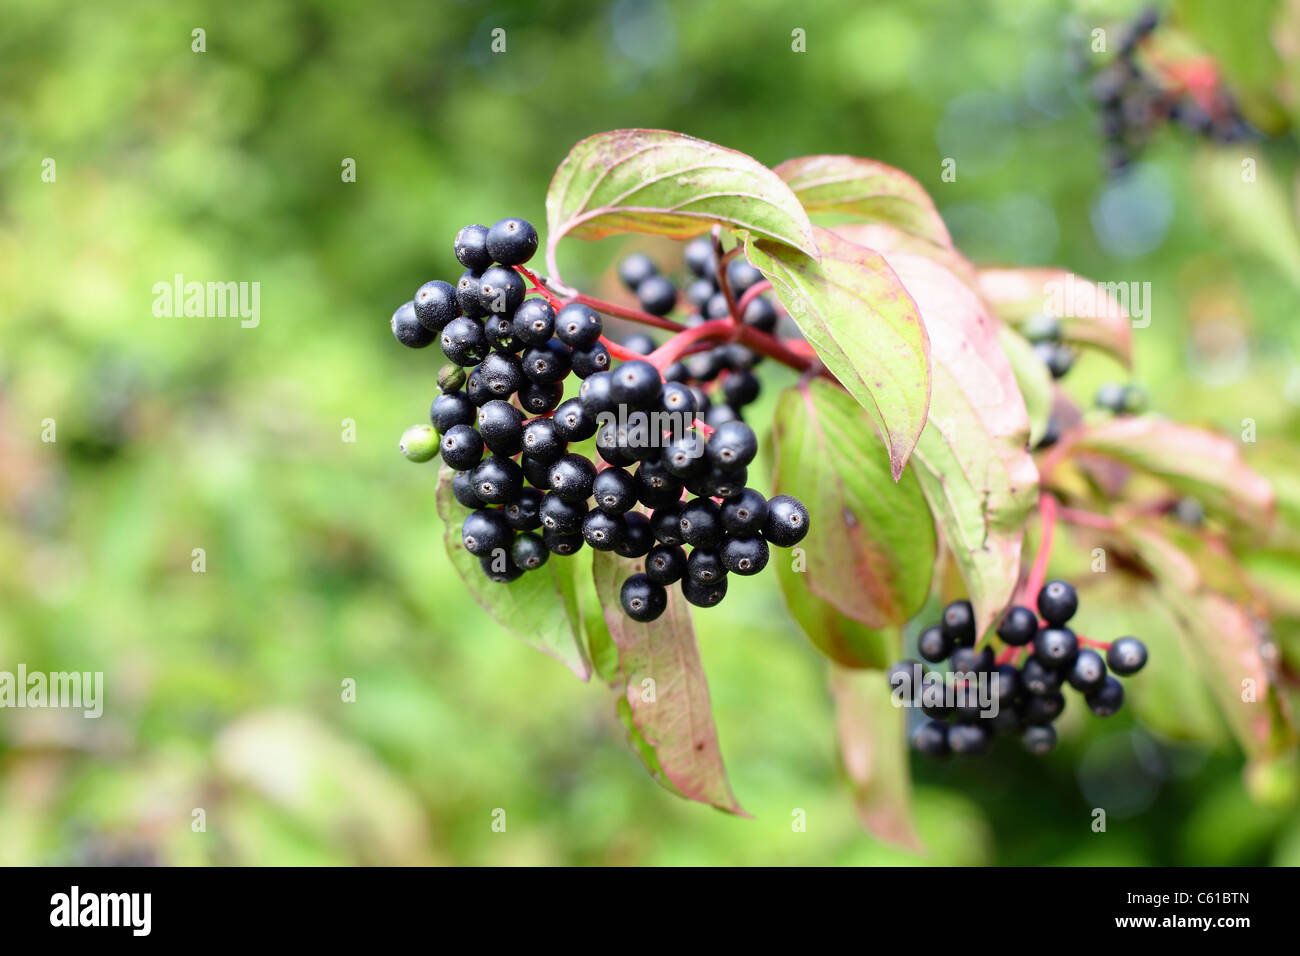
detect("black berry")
(763, 495), (809, 547)
(485, 217), (538, 266)
(621, 573), (668, 622)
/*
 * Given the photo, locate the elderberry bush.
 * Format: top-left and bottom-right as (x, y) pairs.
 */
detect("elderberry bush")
(890, 580), (1148, 758)
(391, 217), (809, 623)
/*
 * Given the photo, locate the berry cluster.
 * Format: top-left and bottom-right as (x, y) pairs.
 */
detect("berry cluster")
(1086, 6), (1255, 175)
(391, 218), (810, 623)
(617, 239), (777, 429)
(890, 580), (1149, 758)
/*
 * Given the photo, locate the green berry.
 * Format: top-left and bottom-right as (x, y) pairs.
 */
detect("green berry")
(398, 424), (439, 462)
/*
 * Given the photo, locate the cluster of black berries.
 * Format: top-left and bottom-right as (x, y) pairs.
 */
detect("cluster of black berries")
(391, 218), (810, 622)
(1022, 314), (1073, 452)
(1086, 6), (1256, 175)
(890, 580), (1149, 758)
(616, 238), (778, 430)
(1094, 381), (1148, 416)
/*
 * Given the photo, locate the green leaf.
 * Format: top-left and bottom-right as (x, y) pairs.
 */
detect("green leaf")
(771, 379), (934, 630)
(888, 253), (1039, 638)
(1073, 416), (1275, 530)
(829, 666), (922, 849)
(996, 324), (1053, 448)
(435, 468), (590, 680)
(591, 550), (746, 814)
(775, 154), (951, 247)
(976, 267), (1134, 368)
(544, 129), (819, 278)
(776, 555), (898, 668)
(745, 226), (932, 480)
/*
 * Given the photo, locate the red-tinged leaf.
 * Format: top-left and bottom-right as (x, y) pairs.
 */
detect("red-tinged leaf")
(976, 267), (1134, 368)
(744, 227), (931, 479)
(885, 252), (1039, 638)
(833, 222), (979, 290)
(435, 468), (590, 680)
(1124, 523), (1296, 758)
(996, 325), (1053, 448)
(545, 129), (818, 279)
(771, 379), (934, 630)
(1073, 416), (1275, 529)
(590, 550), (746, 815)
(776, 552), (899, 668)
(830, 666), (922, 849)
(775, 154), (952, 248)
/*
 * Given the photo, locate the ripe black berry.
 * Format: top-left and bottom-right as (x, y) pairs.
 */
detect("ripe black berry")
(645, 544), (687, 585)
(520, 417), (566, 463)
(392, 301), (435, 348)
(614, 512), (654, 558)
(548, 454), (597, 502)
(947, 722), (992, 756)
(543, 529), (584, 555)
(483, 312), (520, 352)
(476, 400), (524, 456)
(634, 461), (683, 510)
(1033, 626), (1079, 670)
(682, 573), (727, 608)
(539, 493), (587, 534)
(1037, 580), (1078, 626)
(720, 488), (767, 535)
(472, 455), (524, 504)
(1067, 648), (1107, 693)
(706, 420), (757, 470)
(477, 352), (524, 399)
(439, 424), (484, 471)
(462, 508), (512, 557)
(465, 367), (489, 406)
(694, 465), (746, 500)
(511, 532), (549, 571)
(662, 433), (707, 479)
(725, 258), (764, 295)
(950, 645), (995, 675)
(997, 604), (1038, 646)
(621, 573), (668, 622)
(414, 280), (461, 331)
(685, 278), (716, 309)
(1086, 676), (1125, 716)
(941, 600), (976, 647)
(451, 469), (482, 508)
(917, 625), (952, 663)
(686, 548), (725, 585)
(679, 497), (723, 549)
(912, 720), (951, 758)
(618, 253), (658, 291)
(504, 487), (543, 531)
(555, 304), (602, 348)
(595, 424), (635, 467)
(579, 371), (617, 415)
(592, 467), (638, 514)
(720, 535), (768, 575)
(440, 317), (490, 366)
(431, 391), (475, 433)
(742, 296), (777, 332)
(1107, 637), (1148, 675)
(521, 340), (571, 384)
(722, 370), (761, 408)
(637, 275), (677, 316)
(1021, 691), (1065, 726)
(571, 342), (612, 378)
(455, 270), (488, 318)
(480, 555), (524, 583)
(453, 224), (493, 271)
(518, 381), (564, 415)
(704, 292), (731, 319)
(623, 332), (656, 355)
(994, 663), (1021, 702)
(650, 505), (684, 546)
(610, 360), (663, 409)
(763, 495), (809, 547)
(524, 453), (554, 490)
(658, 382), (697, 417)
(684, 237), (716, 278)
(1021, 725), (1057, 755)
(484, 217), (538, 266)
(582, 510), (627, 551)
(704, 403), (740, 430)
(1020, 657), (1062, 696)
(513, 298), (555, 346)
(552, 398), (598, 442)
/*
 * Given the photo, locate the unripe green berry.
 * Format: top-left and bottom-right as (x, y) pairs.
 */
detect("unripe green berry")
(437, 364), (467, 393)
(399, 424), (439, 462)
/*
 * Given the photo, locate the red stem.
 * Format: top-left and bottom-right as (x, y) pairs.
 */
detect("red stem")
(1058, 506), (1118, 531)
(735, 280), (772, 316)
(1022, 493), (1058, 608)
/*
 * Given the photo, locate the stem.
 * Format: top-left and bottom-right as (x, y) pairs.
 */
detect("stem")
(711, 227), (742, 324)
(1058, 506), (1118, 531)
(1022, 493), (1058, 608)
(599, 336), (645, 363)
(735, 280), (772, 316)
(1077, 635), (1112, 650)
(692, 418), (715, 438)
(569, 291), (684, 332)
(514, 266), (564, 311)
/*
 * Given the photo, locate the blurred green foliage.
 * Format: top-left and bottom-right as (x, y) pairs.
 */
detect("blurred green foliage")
(2, 0), (1299, 865)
